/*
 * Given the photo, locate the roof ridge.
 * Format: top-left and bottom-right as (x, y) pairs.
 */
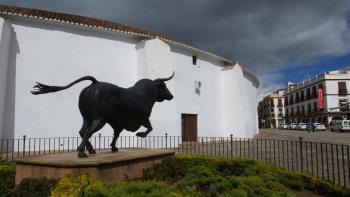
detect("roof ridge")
(0, 5), (159, 37)
(0, 4), (260, 86)
(0, 4), (228, 60)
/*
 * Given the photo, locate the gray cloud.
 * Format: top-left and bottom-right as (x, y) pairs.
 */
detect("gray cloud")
(0, 0), (349, 93)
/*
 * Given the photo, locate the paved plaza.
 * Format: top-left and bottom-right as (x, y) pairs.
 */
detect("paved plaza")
(255, 129), (350, 145)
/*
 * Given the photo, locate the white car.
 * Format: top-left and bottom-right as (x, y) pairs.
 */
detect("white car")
(288, 123), (298, 130)
(279, 124), (288, 129)
(331, 120), (350, 132)
(296, 123), (307, 130)
(314, 123), (326, 131)
(299, 123), (307, 130)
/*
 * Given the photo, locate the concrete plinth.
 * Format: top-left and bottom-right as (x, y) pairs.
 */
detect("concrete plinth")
(15, 149), (175, 184)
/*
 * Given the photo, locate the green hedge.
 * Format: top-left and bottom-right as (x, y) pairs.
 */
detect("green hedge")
(3, 155), (350, 197)
(50, 175), (182, 197)
(0, 160), (16, 197)
(144, 155), (350, 197)
(13, 177), (58, 197)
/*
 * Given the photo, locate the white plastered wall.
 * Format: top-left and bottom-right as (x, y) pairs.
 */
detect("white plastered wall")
(325, 80), (350, 112)
(222, 64), (259, 138)
(170, 47), (226, 137)
(136, 38), (179, 136)
(10, 19), (139, 138)
(0, 17), (259, 140)
(0, 18), (12, 139)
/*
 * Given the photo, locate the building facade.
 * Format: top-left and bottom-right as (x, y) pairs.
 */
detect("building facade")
(258, 89), (285, 128)
(284, 70), (350, 126)
(0, 5), (259, 140)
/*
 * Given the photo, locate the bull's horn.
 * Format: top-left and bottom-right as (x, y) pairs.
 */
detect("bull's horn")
(156, 72), (175, 82)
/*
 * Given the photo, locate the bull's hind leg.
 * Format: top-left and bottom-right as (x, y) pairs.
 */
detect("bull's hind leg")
(136, 119), (153, 138)
(78, 119), (96, 154)
(110, 127), (122, 152)
(77, 119), (106, 158)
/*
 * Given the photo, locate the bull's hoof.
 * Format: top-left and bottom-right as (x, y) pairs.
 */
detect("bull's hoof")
(88, 149), (96, 154)
(136, 132), (147, 138)
(111, 147), (119, 152)
(78, 152), (88, 158)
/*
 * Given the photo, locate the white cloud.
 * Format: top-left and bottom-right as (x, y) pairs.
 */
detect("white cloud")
(257, 72), (285, 102)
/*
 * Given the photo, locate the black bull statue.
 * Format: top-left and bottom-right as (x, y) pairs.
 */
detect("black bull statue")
(31, 73), (174, 158)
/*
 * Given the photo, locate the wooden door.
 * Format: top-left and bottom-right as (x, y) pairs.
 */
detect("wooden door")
(182, 114), (198, 142)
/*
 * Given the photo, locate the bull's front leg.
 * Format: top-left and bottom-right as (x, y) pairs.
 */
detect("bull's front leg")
(110, 128), (122, 152)
(136, 119), (153, 138)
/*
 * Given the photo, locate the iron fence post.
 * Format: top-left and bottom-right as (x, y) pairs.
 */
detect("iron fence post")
(99, 133), (101, 150)
(165, 133), (168, 149)
(0, 139), (2, 159)
(230, 134), (233, 158)
(299, 137), (303, 172)
(201, 138), (204, 155)
(23, 135), (26, 157)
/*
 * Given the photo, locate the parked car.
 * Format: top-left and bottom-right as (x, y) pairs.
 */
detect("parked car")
(288, 123), (298, 130)
(279, 124), (288, 129)
(297, 123), (307, 130)
(331, 120), (350, 132)
(314, 123), (326, 131)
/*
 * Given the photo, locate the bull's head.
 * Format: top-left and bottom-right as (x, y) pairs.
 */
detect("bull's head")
(154, 72), (174, 102)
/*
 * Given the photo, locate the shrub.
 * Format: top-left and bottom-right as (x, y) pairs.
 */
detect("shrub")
(144, 155), (350, 197)
(4, 155), (350, 197)
(0, 160), (16, 196)
(51, 174), (184, 197)
(13, 177), (58, 197)
(84, 181), (183, 197)
(51, 174), (91, 197)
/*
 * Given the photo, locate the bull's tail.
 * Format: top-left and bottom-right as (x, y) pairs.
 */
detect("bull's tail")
(30, 76), (97, 95)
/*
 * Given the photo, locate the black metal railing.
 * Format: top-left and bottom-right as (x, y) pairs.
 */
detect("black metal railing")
(1, 134), (350, 188)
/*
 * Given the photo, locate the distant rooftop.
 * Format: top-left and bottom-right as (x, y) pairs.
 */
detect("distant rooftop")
(327, 69), (350, 74)
(285, 68), (350, 93)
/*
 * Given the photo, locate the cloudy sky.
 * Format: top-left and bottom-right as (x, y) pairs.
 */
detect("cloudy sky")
(1, 0), (350, 99)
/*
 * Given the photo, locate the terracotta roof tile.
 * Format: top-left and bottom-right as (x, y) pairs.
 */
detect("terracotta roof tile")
(14, 7), (268, 82)
(0, 4), (259, 86)
(0, 5), (236, 64)
(0, 4), (156, 37)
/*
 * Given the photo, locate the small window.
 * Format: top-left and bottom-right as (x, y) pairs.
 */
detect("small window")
(338, 82), (347, 95)
(192, 55), (197, 65)
(312, 86), (317, 98)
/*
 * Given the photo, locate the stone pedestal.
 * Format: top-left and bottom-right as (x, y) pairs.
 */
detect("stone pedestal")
(15, 149), (175, 184)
